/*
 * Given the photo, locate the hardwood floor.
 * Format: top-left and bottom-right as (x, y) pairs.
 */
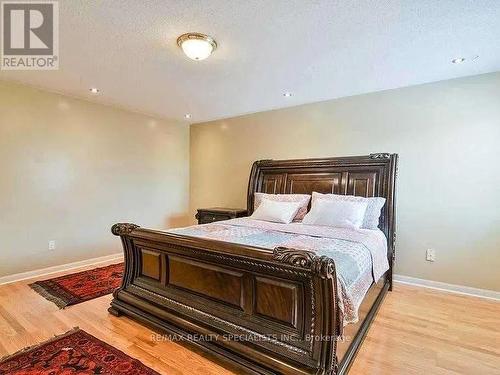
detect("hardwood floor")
(0, 262), (499, 374)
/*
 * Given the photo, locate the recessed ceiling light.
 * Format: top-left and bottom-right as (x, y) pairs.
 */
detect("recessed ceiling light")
(177, 33), (217, 61)
(89, 87), (100, 94)
(283, 92), (292, 97)
(451, 58), (465, 64)
(184, 114), (192, 119)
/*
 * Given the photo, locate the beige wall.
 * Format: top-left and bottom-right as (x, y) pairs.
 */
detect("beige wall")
(191, 72), (500, 291)
(0, 80), (190, 277)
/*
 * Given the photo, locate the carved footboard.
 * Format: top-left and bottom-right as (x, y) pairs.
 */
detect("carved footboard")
(109, 223), (340, 375)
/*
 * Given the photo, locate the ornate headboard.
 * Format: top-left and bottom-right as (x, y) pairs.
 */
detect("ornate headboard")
(247, 153), (398, 282)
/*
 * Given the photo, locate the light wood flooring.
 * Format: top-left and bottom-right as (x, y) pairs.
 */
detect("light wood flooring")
(0, 261), (499, 374)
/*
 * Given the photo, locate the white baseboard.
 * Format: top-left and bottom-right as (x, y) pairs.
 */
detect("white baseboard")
(394, 274), (500, 301)
(0, 253), (123, 285)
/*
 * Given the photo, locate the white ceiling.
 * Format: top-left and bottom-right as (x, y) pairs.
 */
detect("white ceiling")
(1, 0), (499, 123)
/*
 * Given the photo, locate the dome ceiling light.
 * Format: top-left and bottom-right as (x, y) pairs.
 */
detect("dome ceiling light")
(177, 32), (217, 61)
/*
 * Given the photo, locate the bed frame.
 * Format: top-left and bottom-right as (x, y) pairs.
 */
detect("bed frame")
(109, 153), (398, 374)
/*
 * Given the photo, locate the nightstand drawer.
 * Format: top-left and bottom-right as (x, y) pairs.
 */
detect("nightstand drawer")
(198, 213), (231, 224)
(196, 208), (247, 224)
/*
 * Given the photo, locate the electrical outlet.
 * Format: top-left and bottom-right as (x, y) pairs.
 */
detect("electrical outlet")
(48, 240), (56, 251)
(426, 248), (436, 262)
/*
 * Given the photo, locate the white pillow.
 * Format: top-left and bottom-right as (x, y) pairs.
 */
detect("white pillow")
(311, 192), (386, 230)
(250, 199), (303, 224)
(253, 193), (311, 221)
(302, 199), (368, 229)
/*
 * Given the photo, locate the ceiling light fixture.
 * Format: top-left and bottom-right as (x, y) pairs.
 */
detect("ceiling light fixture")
(89, 87), (100, 94)
(184, 113), (192, 119)
(177, 33), (217, 61)
(283, 92), (292, 97)
(451, 57), (465, 64)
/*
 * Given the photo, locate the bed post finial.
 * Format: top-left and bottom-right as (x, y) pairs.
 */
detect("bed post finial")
(273, 247), (336, 278)
(111, 223), (140, 236)
(311, 255), (336, 278)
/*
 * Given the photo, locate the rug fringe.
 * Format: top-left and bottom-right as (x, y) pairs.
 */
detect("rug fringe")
(0, 327), (80, 363)
(28, 283), (69, 309)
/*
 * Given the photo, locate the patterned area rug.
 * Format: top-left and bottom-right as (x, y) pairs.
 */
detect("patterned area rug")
(0, 328), (159, 374)
(29, 263), (124, 308)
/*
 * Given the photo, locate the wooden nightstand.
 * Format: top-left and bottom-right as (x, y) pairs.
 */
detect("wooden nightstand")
(196, 207), (247, 224)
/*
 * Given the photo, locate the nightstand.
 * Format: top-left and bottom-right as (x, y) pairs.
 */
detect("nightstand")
(196, 207), (248, 224)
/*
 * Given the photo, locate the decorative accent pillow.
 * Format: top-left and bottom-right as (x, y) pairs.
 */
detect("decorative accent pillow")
(311, 192), (386, 230)
(253, 193), (311, 221)
(250, 199), (303, 224)
(302, 199), (368, 229)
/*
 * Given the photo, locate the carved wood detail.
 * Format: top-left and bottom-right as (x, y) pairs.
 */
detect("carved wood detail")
(111, 223), (140, 236)
(273, 247), (336, 279)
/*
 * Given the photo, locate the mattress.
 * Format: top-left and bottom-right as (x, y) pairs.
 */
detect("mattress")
(168, 217), (389, 326)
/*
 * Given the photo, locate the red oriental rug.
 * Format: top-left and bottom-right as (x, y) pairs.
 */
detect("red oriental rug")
(0, 328), (159, 375)
(29, 263), (124, 308)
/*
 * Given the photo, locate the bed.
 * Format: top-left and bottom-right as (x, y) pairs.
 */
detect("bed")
(109, 153), (398, 375)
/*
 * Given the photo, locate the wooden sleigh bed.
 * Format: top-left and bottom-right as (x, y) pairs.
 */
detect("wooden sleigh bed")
(109, 153), (398, 375)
